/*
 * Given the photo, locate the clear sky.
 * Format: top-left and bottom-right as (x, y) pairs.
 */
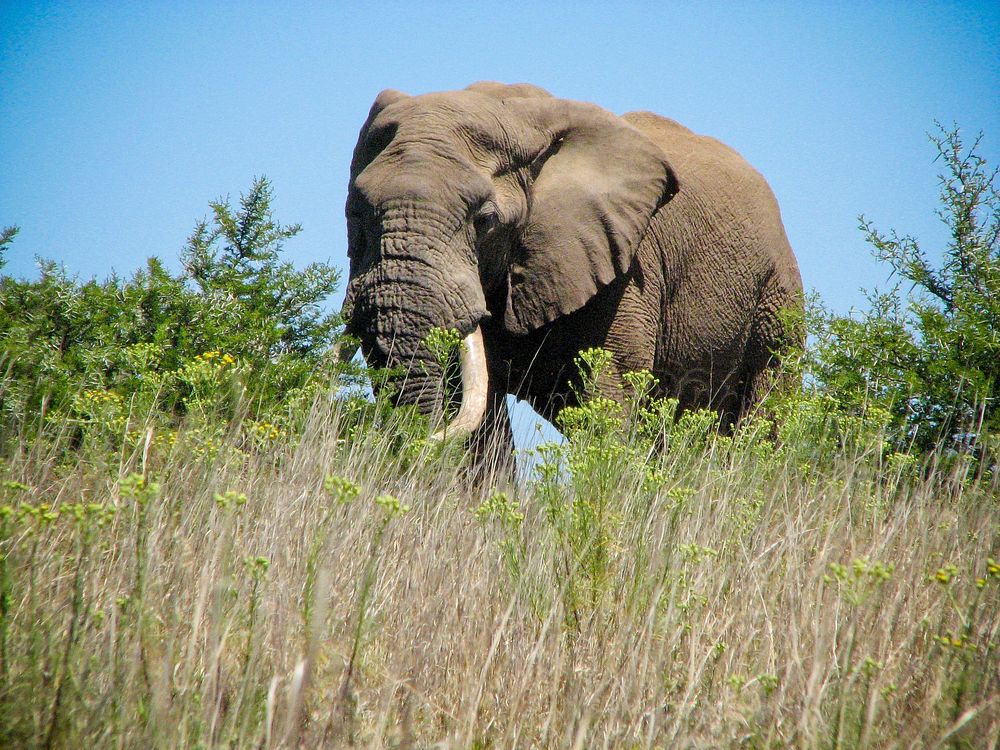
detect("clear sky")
(2, 1), (998, 444)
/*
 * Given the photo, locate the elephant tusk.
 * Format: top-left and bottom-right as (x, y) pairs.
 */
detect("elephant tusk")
(430, 325), (489, 442)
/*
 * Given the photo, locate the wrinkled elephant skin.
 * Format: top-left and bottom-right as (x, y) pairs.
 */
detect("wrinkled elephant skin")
(342, 82), (803, 473)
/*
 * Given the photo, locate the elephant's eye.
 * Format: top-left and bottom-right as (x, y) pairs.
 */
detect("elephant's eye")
(473, 203), (501, 238)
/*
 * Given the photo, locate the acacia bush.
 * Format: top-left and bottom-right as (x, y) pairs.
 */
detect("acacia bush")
(804, 124), (998, 458)
(0, 177), (342, 452)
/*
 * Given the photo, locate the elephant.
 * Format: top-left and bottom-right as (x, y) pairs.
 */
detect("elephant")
(341, 82), (803, 470)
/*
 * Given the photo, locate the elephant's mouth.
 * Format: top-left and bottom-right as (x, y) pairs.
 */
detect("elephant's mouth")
(376, 325), (488, 441)
(342, 313), (490, 440)
(341, 267), (491, 439)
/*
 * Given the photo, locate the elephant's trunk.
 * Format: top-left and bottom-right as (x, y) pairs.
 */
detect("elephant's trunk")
(342, 203), (490, 431)
(430, 325), (488, 441)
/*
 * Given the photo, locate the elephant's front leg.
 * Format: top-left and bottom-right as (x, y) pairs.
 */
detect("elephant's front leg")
(467, 328), (516, 483)
(469, 390), (515, 483)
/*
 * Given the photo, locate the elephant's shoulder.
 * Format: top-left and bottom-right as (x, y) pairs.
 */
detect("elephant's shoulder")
(624, 112), (743, 162)
(624, 112), (763, 189)
(622, 111), (694, 138)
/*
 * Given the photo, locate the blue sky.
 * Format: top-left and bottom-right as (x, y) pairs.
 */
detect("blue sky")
(2, 1), (998, 443)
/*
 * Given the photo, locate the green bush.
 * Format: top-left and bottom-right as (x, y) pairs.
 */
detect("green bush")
(0, 177), (342, 451)
(805, 124), (998, 457)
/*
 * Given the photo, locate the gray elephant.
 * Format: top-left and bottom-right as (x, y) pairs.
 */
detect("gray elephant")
(341, 82), (803, 467)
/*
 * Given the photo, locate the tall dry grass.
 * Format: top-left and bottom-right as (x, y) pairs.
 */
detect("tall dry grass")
(0, 388), (997, 749)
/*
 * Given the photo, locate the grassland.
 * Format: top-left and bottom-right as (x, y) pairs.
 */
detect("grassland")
(0, 380), (997, 750)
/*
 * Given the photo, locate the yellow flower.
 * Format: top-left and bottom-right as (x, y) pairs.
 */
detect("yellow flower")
(932, 564), (958, 585)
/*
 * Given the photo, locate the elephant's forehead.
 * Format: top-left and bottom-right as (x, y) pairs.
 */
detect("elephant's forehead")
(370, 92), (513, 149)
(379, 91), (502, 122)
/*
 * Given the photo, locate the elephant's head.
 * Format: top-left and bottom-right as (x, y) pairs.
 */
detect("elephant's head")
(342, 83), (679, 435)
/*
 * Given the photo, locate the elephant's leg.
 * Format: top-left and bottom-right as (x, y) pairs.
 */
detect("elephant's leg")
(469, 390), (515, 483)
(738, 362), (780, 423)
(657, 354), (743, 431)
(467, 327), (516, 483)
(736, 282), (801, 424)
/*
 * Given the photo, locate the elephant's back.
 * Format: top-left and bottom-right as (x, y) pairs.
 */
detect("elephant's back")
(623, 110), (801, 293)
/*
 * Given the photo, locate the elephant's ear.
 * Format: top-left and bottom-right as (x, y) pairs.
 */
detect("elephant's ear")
(503, 100), (679, 335)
